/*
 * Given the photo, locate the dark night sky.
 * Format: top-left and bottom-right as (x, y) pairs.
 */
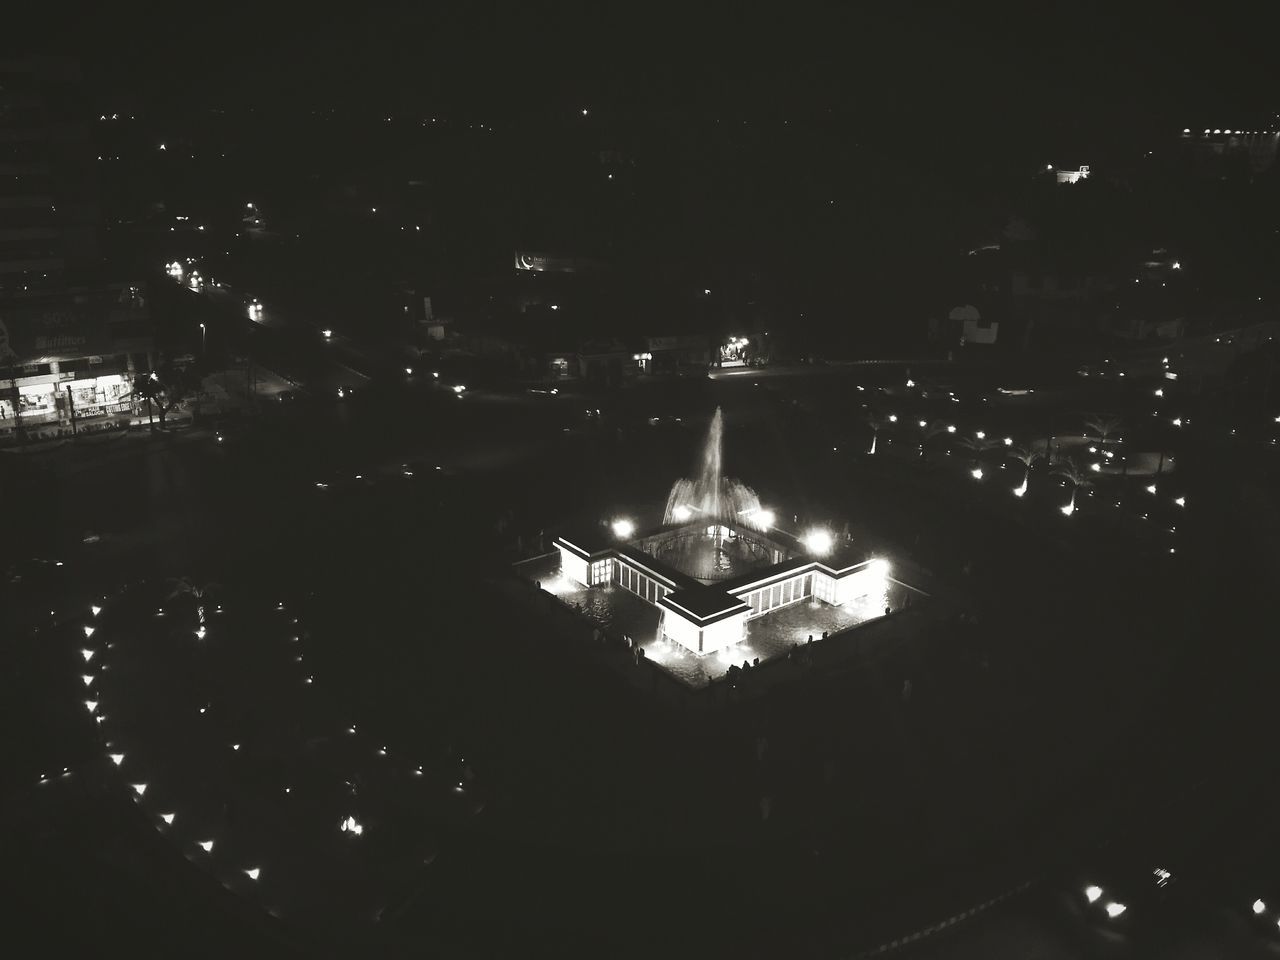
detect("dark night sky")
(13, 3), (1276, 132)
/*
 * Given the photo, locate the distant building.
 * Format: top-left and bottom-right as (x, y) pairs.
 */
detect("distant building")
(1, 58), (151, 441)
(0, 57), (101, 291)
(1, 282), (153, 438)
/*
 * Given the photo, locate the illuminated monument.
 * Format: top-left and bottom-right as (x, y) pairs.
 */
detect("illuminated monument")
(554, 409), (891, 656)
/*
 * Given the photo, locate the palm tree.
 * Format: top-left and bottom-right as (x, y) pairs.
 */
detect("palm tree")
(168, 577), (222, 624)
(864, 410), (891, 455)
(916, 420), (952, 457)
(1084, 414), (1123, 447)
(1009, 445), (1042, 497)
(1053, 457), (1093, 516)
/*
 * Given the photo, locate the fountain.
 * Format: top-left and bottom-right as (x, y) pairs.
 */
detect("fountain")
(654, 408), (773, 581)
(662, 408), (766, 528)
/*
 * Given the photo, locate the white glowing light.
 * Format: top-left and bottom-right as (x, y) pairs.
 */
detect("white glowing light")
(1003, 437), (1013, 446)
(245, 867), (260, 880)
(405, 367), (413, 375)
(1090, 463), (1101, 472)
(975, 430), (985, 439)
(756, 509), (775, 528)
(83, 625), (95, 638)
(1154, 388), (1163, 397)
(199, 840), (214, 852)
(946, 425), (956, 433)
(1253, 898), (1266, 914)
(868, 558), (891, 578)
(612, 518), (636, 539)
(1013, 477), (1027, 498)
(110, 753), (124, 765)
(1105, 901), (1127, 918)
(1174, 496), (1185, 507)
(918, 420), (927, 428)
(452, 384), (466, 393)
(803, 529), (834, 556)
(1084, 885), (1102, 903)
(1146, 484), (1157, 494)
(81, 674), (94, 687)
(340, 815), (364, 836)
(161, 813), (175, 825)
(906, 379), (915, 387)
(1172, 418), (1182, 427)
(81, 649), (95, 662)
(888, 414), (898, 422)
(195, 626), (206, 640)
(1060, 501), (1076, 517)
(970, 468), (983, 480)
(672, 505), (693, 522)
(91, 605), (102, 617)
(131, 783), (147, 797)
(337, 388), (345, 399)
(85, 700), (98, 713)
(231, 743), (240, 751)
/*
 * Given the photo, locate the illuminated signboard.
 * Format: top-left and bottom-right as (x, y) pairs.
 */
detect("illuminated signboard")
(514, 251), (581, 273)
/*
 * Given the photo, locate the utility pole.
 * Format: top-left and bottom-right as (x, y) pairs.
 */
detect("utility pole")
(66, 382), (78, 437)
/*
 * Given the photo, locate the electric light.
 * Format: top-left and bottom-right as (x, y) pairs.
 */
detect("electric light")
(1172, 418), (1182, 426)
(195, 626), (206, 639)
(612, 518), (635, 539)
(405, 367), (413, 375)
(1003, 437), (1013, 446)
(199, 840), (214, 852)
(1256, 899), (1269, 915)
(1090, 463), (1101, 472)
(1174, 496), (1185, 507)
(83, 625), (95, 638)
(231, 744), (240, 751)
(340, 815), (364, 836)
(452, 384), (466, 393)
(868, 559), (891, 578)
(672, 505), (692, 522)
(322, 329), (332, 339)
(110, 753), (124, 765)
(91, 605), (102, 617)
(975, 431), (985, 439)
(161, 813), (175, 825)
(81, 649), (94, 661)
(756, 509), (775, 528)
(245, 867), (261, 880)
(906, 379), (915, 387)
(1146, 484), (1157, 494)
(1105, 902), (1127, 919)
(888, 414), (897, 422)
(1154, 389), (1163, 397)
(1013, 478), (1027, 497)
(81, 675), (94, 687)
(131, 783), (147, 797)
(946, 425), (956, 433)
(85, 700), (98, 713)
(803, 529), (834, 556)
(1085, 886), (1102, 903)
(1060, 501), (1075, 517)
(918, 420), (927, 428)
(971, 468), (983, 480)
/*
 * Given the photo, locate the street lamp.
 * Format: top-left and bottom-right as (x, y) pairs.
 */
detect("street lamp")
(199, 322), (206, 353)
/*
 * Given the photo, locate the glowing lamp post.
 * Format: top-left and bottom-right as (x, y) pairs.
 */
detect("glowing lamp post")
(803, 529), (834, 556)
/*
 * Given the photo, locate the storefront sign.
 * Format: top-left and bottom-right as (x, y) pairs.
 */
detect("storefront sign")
(0, 293), (126, 364)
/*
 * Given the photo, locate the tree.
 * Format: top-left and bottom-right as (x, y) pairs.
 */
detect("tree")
(1083, 414), (1123, 447)
(129, 363), (200, 430)
(916, 420), (952, 458)
(864, 410), (894, 455)
(1053, 457), (1093, 516)
(1009, 445), (1042, 497)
